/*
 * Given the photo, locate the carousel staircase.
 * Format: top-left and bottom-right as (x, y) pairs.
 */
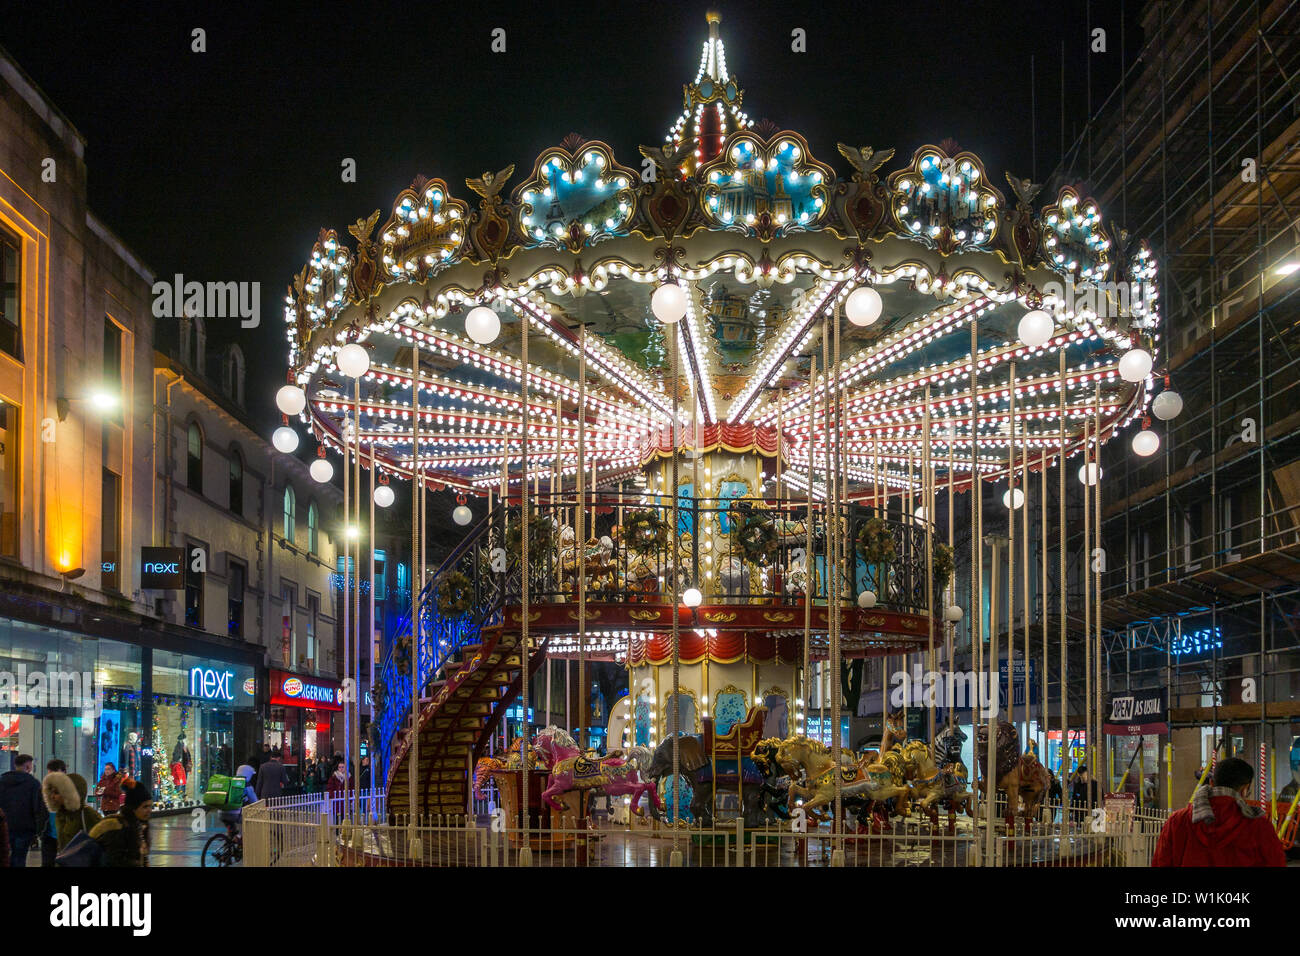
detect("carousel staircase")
(385, 626), (548, 817)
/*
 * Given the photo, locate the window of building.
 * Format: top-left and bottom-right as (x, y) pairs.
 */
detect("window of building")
(228, 560), (245, 639)
(187, 421), (203, 493)
(306, 593), (319, 667)
(283, 486), (296, 543)
(223, 345), (245, 407)
(101, 468), (121, 590)
(281, 584), (297, 664)
(102, 317), (123, 422)
(307, 500), (318, 554)
(0, 230), (20, 360)
(0, 400), (17, 557)
(373, 549), (386, 600)
(229, 450), (243, 516)
(185, 545), (204, 629)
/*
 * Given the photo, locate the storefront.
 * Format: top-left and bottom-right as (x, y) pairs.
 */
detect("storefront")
(148, 651), (257, 810)
(266, 669), (341, 770)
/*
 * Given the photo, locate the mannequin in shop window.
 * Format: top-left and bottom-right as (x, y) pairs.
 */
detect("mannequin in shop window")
(123, 733), (141, 779)
(170, 734), (191, 793)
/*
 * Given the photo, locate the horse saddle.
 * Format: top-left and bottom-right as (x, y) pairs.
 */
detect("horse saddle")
(572, 755), (603, 778)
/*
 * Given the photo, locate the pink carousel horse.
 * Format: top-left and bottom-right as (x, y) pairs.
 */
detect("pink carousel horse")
(533, 727), (662, 814)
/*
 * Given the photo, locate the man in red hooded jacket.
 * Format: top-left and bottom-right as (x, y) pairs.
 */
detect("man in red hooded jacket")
(1153, 757), (1286, 866)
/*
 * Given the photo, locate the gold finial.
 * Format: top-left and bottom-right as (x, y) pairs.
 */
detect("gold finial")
(706, 11), (721, 23)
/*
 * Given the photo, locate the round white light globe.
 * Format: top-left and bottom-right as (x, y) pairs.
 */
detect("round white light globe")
(373, 484), (395, 508)
(914, 505), (928, 521)
(309, 458), (334, 483)
(453, 504), (473, 526)
(275, 384), (307, 416)
(681, 587), (703, 608)
(944, 604), (964, 623)
(1132, 429), (1161, 457)
(1002, 487), (1025, 509)
(1017, 309), (1054, 348)
(1077, 462), (1102, 486)
(845, 286), (883, 327)
(858, 590), (877, 609)
(336, 342), (370, 378)
(464, 306), (501, 345)
(651, 283), (688, 324)
(1152, 390), (1183, 421)
(1118, 347), (1153, 383)
(272, 426), (299, 453)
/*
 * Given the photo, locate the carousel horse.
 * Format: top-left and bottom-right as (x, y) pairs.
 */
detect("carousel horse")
(769, 736), (909, 823)
(898, 739), (973, 819)
(642, 732), (768, 826)
(472, 736), (548, 799)
(533, 727), (662, 814)
(975, 721), (1052, 824)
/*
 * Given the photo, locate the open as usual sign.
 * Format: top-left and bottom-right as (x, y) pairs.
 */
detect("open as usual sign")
(1103, 688), (1168, 736)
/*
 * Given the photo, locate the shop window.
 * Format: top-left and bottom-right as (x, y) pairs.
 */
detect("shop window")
(283, 486), (296, 543)
(306, 593), (319, 666)
(0, 400), (17, 557)
(307, 500), (318, 554)
(187, 421), (203, 493)
(228, 561), (245, 639)
(185, 547), (204, 629)
(102, 317), (123, 423)
(101, 468), (121, 590)
(0, 229), (20, 359)
(229, 450), (243, 516)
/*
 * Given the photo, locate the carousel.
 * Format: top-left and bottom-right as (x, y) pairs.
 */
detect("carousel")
(274, 14), (1177, 862)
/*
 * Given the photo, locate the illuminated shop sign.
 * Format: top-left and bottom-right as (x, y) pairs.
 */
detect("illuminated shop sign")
(189, 666), (234, 701)
(1171, 627), (1223, 658)
(269, 669), (342, 712)
(140, 547), (184, 589)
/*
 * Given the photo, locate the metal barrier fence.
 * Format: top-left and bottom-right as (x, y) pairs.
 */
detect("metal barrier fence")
(244, 793), (1166, 867)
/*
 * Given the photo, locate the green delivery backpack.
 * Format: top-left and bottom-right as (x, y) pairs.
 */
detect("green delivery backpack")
(202, 774), (245, 810)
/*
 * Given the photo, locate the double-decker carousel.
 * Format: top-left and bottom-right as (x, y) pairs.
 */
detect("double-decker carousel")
(273, 14), (1178, 863)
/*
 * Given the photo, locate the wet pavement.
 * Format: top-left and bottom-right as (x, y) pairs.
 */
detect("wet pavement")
(12, 811), (240, 868)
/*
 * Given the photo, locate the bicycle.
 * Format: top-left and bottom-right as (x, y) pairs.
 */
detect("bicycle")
(201, 809), (243, 867)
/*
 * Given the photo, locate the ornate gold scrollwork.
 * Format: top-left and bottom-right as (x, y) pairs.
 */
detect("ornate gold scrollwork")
(628, 609), (662, 622)
(763, 611), (796, 623)
(703, 611), (738, 623)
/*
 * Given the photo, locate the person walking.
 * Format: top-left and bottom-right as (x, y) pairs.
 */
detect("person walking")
(42, 768), (102, 853)
(0, 754), (47, 867)
(1153, 757), (1286, 867)
(96, 764), (123, 814)
(89, 778), (151, 867)
(255, 752), (289, 800)
(40, 758), (66, 866)
(0, 805), (9, 867)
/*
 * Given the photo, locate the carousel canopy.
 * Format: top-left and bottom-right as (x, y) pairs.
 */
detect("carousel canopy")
(281, 14), (1158, 500)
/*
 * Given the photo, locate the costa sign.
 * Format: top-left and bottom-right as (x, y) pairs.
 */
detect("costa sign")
(269, 669), (342, 711)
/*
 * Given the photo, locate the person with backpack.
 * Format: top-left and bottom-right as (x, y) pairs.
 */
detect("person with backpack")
(89, 778), (152, 867)
(42, 769), (102, 854)
(1153, 756), (1287, 866)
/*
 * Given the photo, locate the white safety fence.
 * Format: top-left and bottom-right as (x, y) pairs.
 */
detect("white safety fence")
(243, 792), (1167, 868)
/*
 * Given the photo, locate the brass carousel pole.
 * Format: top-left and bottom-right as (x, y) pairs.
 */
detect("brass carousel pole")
(803, 357), (816, 736)
(981, 331), (996, 859)
(923, 383), (934, 742)
(947, 419), (956, 734)
(577, 327), (587, 753)
(408, 342), (420, 845)
(830, 301), (844, 865)
(669, 306), (683, 866)
(1082, 410), (1092, 816)
(1093, 380), (1103, 802)
(342, 401), (351, 824)
(1040, 446), (1048, 761)
(353, 374), (363, 825)
(1058, 350), (1068, 803)
(1021, 395), (1030, 759)
(1007, 362), (1018, 762)
(519, 313), (533, 866)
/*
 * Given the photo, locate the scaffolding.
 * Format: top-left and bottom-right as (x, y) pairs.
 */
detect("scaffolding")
(1053, 0), (1300, 802)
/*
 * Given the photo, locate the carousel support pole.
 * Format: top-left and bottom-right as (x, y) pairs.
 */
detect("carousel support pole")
(803, 357), (816, 734)
(1093, 380), (1103, 813)
(947, 422), (955, 734)
(923, 383), (934, 743)
(1040, 448), (1048, 760)
(353, 374), (363, 825)
(369, 442), (376, 812)
(1082, 413), (1093, 815)
(519, 309), (533, 867)
(1058, 350), (1068, 808)
(577, 327), (587, 755)
(830, 301), (844, 866)
(1021, 398), (1030, 759)
(342, 403), (351, 825)
(669, 300), (683, 867)
(408, 342), (421, 857)
(1007, 362), (1018, 762)
(970, 319), (983, 819)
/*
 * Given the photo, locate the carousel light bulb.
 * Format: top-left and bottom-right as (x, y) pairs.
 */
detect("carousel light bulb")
(1132, 428), (1161, 457)
(337, 343), (370, 378)
(1118, 347), (1153, 383)
(453, 504), (473, 525)
(1152, 390), (1183, 421)
(1002, 487), (1025, 509)
(651, 282), (688, 324)
(373, 484), (395, 508)
(1077, 462), (1102, 486)
(681, 587), (702, 608)
(465, 306), (501, 344)
(914, 505), (928, 520)
(272, 426), (299, 454)
(944, 605), (964, 623)
(310, 457), (334, 483)
(275, 384), (307, 416)
(858, 590), (877, 609)
(1017, 309), (1053, 348)
(845, 286), (883, 326)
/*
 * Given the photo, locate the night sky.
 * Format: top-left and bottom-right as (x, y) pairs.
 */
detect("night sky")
(2, 0), (1140, 432)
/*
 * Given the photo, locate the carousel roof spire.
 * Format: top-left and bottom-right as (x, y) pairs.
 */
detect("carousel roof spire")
(665, 12), (751, 174)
